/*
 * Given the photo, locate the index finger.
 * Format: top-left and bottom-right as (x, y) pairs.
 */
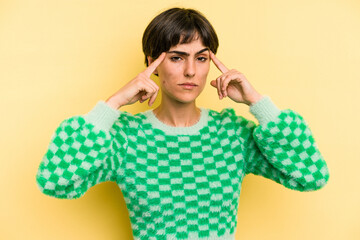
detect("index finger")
(210, 51), (228, 73)
(143, 52), (166, 77)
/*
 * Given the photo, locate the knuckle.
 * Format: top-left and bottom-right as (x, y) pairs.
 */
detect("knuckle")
(139, 72), (147, 79)
(134, 79), (143, 87)
(135, 76), (144, 83)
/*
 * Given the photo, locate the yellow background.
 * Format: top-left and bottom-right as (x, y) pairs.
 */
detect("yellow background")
(1, 0), (359, 239)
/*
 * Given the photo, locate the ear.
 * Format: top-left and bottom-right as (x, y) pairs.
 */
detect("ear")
(147, 56), (158, 75)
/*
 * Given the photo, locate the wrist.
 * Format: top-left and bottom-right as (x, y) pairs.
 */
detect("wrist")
(249, 96), (281, 125)
(105, 97), (123, 110)
(247, 93), (263, 106)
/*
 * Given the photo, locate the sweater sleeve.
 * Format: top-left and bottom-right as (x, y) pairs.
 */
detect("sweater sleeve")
(243, 97), (330, 191)
(36, 101), (128, 199)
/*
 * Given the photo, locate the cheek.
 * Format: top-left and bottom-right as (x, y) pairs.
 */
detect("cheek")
(199, 63), (210, 78)
(160, 71), (178, 86)
(159, 62), (182, 82)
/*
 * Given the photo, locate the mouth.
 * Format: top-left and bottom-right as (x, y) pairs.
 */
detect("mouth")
(178, 82), (198, 89)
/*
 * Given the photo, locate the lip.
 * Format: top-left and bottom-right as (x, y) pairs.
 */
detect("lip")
(178, 82), (198, 89)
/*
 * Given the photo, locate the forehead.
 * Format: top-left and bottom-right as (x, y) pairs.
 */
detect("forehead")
(169, 38), (207, 52)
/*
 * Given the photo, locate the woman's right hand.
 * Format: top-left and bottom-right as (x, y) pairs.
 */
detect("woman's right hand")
(105, 52), (166, 109)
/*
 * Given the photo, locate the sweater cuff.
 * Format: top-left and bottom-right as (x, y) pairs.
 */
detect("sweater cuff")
(249, 96), (281, 126)
(83, 101), (120, 132)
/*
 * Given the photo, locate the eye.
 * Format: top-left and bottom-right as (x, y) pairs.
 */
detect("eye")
(170, 56), (182, 62)
(197, 57), (208, 62)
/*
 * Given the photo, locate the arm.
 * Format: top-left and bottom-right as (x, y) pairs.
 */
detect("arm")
(36, 101), (127, 199)
(244, 97), (329, 191)
(36, 52), (165, 199)
(209, 52), (329, 191)
(36, 52), (166, 199)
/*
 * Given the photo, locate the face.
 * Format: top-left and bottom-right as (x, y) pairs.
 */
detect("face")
(150, 38), (210, 104)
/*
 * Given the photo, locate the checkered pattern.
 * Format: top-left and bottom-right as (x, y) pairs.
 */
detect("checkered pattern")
(36, 117), (118, 199)
(245, 110), (329, 191)
(36, 103), (329, 239)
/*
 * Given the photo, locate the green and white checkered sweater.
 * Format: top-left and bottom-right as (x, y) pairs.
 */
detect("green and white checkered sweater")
(36, 96), (329, 240)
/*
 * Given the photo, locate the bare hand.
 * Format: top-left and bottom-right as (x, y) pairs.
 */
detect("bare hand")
(106, 52), (166, 109)
(210, 51), (262, 105)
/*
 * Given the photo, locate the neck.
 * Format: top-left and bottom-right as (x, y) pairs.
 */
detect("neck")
(153, 98), (201, 127)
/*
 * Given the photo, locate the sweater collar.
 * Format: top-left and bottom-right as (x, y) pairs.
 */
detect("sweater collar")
(142, 108), (208, 135)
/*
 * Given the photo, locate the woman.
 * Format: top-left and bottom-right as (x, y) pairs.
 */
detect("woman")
(36, 8), (329, 240)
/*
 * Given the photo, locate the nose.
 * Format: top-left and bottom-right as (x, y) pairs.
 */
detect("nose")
(184, 59), (195, 78)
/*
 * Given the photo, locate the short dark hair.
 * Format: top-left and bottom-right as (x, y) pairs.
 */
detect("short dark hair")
(142, 8), (219, 66)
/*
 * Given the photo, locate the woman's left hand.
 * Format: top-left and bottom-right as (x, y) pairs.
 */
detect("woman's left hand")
(210, 51), (263, 105)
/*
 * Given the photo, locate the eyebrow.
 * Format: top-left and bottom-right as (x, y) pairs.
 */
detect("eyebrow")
(167, 48), (209, 56)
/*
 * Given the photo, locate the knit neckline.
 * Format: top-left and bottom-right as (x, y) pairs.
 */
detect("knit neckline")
(142, 108), (208, 135)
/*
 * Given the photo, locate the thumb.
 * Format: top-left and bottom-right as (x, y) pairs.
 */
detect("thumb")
(210, 80), (217, 88)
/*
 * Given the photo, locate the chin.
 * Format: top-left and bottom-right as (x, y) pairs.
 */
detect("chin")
(170, 93), (200, 104)
(173, 97), (196, 104)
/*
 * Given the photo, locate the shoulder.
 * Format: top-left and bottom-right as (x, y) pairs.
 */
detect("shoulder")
(111, 110), (148, 132)
(207, 108), (256, 129)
